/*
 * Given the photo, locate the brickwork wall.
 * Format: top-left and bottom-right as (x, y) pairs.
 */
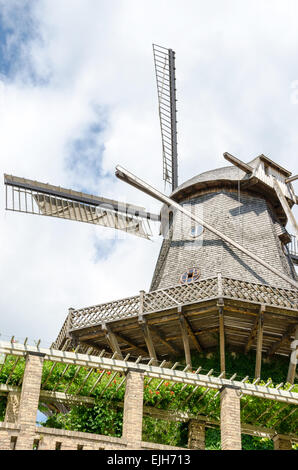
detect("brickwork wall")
(0, 423), (20, 450)
(0, 424), (184, 451)
(151, 189), (296, 291)
(36, 427), (127, 450)
(220, 386), (242, 450)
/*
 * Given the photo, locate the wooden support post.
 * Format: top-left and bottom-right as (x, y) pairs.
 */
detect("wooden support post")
(255, 310), (264, 379)
(219, 305), (225, 377)
(183, 316), (203, 353)
(102, 323), (123, 360)
(140, 321), (158, 365)
(138, 290), (158, 364)
(122, 370), (144, 449)
(220, 385), (241, 450)
(286, 325), (298, 384)
(178, 306), (192, 368)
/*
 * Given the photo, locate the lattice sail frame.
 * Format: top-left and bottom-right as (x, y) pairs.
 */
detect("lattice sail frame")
(4, 174), (157, 240)
(153, 44), (178, 192)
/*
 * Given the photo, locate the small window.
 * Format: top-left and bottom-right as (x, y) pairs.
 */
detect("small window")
(180, 267), (200, 284)
(190, 224), (204, 239)
(77, 444), (84, 450)
(10, 436), (17, 450)
(33, 439), (40, 450)
(55, 442), (62, 450)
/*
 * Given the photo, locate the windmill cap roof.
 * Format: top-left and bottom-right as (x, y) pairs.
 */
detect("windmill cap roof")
(171, 154), (292, 198)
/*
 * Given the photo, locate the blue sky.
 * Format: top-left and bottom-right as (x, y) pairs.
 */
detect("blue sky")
(0, 0), (297, 348)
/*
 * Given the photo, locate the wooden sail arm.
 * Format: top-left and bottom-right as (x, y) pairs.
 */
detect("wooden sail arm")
(273, 178), (298, 239)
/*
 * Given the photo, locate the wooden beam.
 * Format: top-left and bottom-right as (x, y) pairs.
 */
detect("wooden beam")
(241, 176), (259, 189)
(223, 152), (254, 174)
(139, 319), (158, 365)
(113, 332), (148, 357)
(244, 316), (260, 354)
(268, 325), (296, 357)
(285, 175), (298, 184)
(255, 313), (264, 379)
(177, 307), (203, 353)
(286, 325), (298, 384)
(219, 307), (225, 377)
(101, 323), (123, 360)
(79, 341), (104, 355)
(166, 327), (219, 342)
(148, 324), (181, 355)
(273, 178), (298, 238)
(178, 307), (192, 367)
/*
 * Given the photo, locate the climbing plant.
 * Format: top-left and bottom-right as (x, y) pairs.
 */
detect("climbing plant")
(0, 349), (297, 449)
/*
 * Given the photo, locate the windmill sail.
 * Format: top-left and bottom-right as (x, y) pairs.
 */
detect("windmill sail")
(4, 174), (159, 240)
(153, 44), (178, 192)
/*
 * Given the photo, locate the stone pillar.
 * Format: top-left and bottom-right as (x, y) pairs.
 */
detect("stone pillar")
(122, 370), (144, 449)
(273, 434), (292, 450)
(220, 385), (241, 450)
(15, 352), (45, 450)
(286, 326), (298, 384)
(188, 419), (205, 449)
(4, 392), (21, 423)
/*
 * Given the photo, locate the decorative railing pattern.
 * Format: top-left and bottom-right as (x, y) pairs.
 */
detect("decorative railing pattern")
(52, 276), (298, 349)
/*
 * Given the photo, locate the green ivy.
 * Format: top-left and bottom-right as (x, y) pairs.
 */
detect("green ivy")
(205, 429), (274, 450)
(43, 400), (123, 437)
(1, 349), (297, 449)
(0, 396), (6, 421)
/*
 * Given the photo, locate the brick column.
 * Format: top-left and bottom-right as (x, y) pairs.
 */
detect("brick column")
(15, 353), (45, 450)
(188, 419), (205, 449)
(273, 434), (292, 450)
(220, 385), (241, 450)
(4, 392), (21, 423)
(122, 370), (144, 449)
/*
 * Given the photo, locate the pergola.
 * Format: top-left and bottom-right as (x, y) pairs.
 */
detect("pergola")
(0, 339), (297, 450)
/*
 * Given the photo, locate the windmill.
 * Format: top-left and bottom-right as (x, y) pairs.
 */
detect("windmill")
(3, 46), (298, 378)
(4, 44), (297, 287)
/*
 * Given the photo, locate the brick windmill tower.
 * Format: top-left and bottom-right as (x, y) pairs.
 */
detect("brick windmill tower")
(4, 45), (298, 384)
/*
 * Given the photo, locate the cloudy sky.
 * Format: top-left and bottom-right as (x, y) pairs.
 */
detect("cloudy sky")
(0, 0), (297, 347)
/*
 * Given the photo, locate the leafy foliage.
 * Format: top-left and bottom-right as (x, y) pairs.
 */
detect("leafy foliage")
(205, 428), (274, 450)
(0, 396), (6, 421)
(43, 400), (123, 437)
(0, 349), (297, 449)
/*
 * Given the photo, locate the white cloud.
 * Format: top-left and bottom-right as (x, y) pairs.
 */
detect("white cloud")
(0, 0), (297, 345)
